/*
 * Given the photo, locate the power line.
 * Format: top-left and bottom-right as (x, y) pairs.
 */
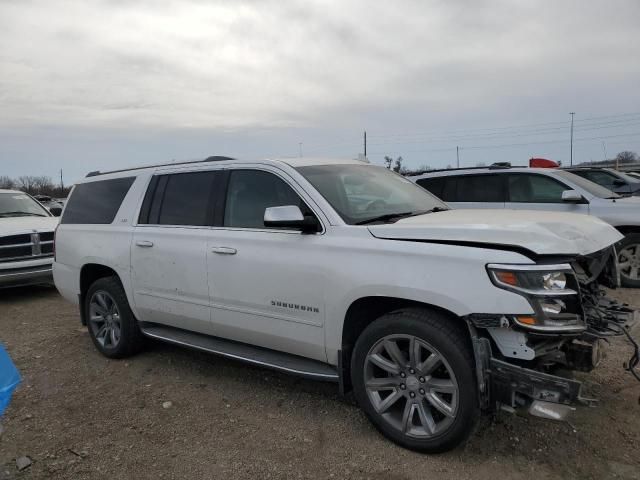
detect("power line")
(367, 130), (640, 155)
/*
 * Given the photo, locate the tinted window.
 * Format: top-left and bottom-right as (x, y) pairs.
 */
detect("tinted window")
(62, 177), (135, 224)
(416, 177), (444, 198)
(144, 171), (218, 226)
(224, 170), (306, 229)
(455, 174), (504, 202)
(581, 170), (619, 188)
(507, 174), (568, 203)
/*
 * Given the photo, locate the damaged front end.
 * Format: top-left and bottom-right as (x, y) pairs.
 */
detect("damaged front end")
(467, 245), (640, 421)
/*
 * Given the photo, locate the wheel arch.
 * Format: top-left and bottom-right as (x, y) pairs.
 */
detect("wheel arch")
(339, 296), (471, 394)
(79, 263), (124, 325)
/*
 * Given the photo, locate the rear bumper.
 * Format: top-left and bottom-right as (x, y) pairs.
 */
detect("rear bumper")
(0, 264), (53, 288)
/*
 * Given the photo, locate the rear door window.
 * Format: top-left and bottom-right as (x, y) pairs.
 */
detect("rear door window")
(455, 174), (504, 202)
(61, 177), (135, 224)
(507, 174), (568, 203)
(140, 171), (220, 226)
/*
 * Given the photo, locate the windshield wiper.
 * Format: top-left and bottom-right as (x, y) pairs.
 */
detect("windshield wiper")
(356, 207), (449, 225)
(0, 211), (47, 217)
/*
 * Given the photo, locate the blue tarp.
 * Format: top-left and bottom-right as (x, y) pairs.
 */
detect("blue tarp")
(0, 344), (20, 416)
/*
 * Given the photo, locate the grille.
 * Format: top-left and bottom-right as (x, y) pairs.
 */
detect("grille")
(0, 231), (54, 263)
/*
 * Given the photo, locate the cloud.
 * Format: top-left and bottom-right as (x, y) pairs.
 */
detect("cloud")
(1, 0), (637, 131)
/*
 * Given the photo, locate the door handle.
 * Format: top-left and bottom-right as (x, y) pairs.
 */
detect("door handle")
(211, 246), (237, 255)
(135, 240), (154, 248)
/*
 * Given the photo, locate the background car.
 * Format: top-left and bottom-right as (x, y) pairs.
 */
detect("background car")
(410, 166), (640, 287)
(564, 167), (640, 196)
(0, 189), (58, 288)
(33, 194), (64, 216)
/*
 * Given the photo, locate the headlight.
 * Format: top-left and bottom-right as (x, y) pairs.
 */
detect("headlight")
(487, 263), (585, 332)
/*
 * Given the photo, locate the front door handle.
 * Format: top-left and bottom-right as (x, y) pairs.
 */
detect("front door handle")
(211, 246), (237, 255)
(135, 240), (154, 248)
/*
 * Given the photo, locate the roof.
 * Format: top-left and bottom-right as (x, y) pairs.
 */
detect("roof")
(412, 166), (556, 178)
(84, 156), (369, 179)
(276, 157), (367, 168)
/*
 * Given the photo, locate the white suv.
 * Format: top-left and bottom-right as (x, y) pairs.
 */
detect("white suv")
(53, 157), (638, 453)
(411, 166), (640, 287)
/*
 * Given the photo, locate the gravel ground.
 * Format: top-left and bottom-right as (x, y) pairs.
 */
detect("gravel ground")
(0, 286), (639, 480)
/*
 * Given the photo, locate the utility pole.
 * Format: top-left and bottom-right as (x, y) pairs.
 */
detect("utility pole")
(569, 112), (575, 166)
(60, 169), (64, 195)
(602, 141), (607, 163)
(456, 146), (460, 168)
(363, 130), (367, 157)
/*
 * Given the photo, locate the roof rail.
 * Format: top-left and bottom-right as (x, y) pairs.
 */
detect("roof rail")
(405, 163), (525, 177)
(85, 156), (235, 177)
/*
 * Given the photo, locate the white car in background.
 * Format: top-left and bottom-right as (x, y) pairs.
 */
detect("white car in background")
(410, 166), (640, 287)
(0, 189), (59, 288)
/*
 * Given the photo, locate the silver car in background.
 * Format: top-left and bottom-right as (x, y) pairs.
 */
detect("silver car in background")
(410, 166), (640, 287)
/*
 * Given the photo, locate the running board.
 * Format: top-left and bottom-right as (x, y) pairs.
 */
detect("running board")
(139, 322), (339, 382)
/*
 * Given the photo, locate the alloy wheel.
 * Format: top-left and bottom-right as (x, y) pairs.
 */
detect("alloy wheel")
(364, 334), (459, 438)
(618, 244), (640, 280)
(88, 290), (122, 348)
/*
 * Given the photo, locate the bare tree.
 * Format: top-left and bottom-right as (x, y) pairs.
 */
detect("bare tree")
(384, 156), (393, 169)
(393, 156), (403, 173)
(615, 151), (638, 164)
(0, 176), (15, 189)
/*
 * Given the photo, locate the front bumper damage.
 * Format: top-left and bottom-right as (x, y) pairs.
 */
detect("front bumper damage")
(468, 246), (640, 421)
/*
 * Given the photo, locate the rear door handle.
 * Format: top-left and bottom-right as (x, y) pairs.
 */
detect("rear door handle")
(135, 240), (154, 248)
(211, 246), (237, 255)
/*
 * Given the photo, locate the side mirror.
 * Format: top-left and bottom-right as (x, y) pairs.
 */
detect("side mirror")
(264, 206), (320, 233)
(561, 190), (583, 202)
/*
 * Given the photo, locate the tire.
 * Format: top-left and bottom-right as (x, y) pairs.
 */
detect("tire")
(84, 276), (144, 359)
(617, 233), (640, 288)
(351, 308), (479, 453)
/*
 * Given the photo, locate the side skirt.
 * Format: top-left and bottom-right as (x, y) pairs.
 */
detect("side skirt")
(139, 322), (339, 382)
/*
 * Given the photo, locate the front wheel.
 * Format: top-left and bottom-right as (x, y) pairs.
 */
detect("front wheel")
(351, 308), (479, 453)
(617, 233), (640, 288)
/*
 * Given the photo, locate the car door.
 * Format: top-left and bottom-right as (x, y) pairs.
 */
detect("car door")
(445, 173), (506, 210)
(131, 170), (221, 335)
(504, 173), (590, 214)
(205, 167), (328, 361)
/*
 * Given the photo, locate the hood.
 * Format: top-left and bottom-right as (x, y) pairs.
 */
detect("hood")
(367, 209), (623, 256)
(0, 216), (59, 236)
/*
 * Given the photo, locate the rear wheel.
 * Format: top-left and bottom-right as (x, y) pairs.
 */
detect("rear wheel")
(351, 308), (478, 453)
(617, 233), (640, 288)
(85, 276), (144, 358)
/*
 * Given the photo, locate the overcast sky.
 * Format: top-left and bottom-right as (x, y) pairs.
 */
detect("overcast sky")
(1, 0), (639, 184)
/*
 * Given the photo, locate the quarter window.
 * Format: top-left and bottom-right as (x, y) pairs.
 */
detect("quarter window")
(507, 174), (568, 203)
(61, 177), (135, 224)
(223, 170), (308, 229)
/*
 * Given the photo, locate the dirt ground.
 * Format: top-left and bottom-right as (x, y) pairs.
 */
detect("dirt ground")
(0, 286), (639, 480)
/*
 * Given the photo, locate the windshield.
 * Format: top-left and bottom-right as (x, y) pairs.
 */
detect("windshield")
(296, 164), (448, 224)
(554, 170), (621, 199)
(0, 192), (51, 217)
